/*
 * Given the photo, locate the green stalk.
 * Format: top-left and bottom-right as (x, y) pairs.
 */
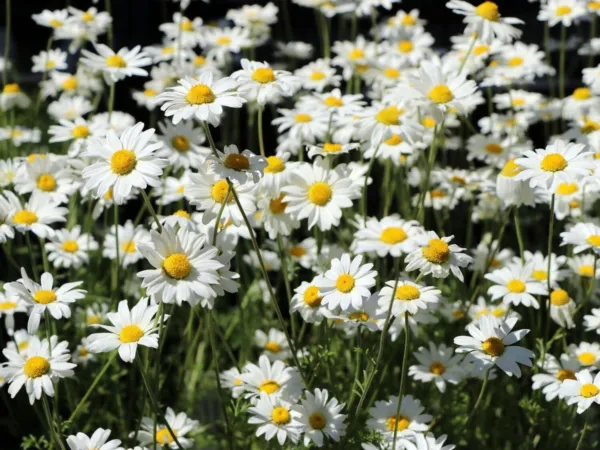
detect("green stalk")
(391, 313), (411, 447)
(257, 107), (266, 158)
(141, 190), (163, 232)
(2, 0), (10, 85)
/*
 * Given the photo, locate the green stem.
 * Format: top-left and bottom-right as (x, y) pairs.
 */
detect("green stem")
(257, 107), (266, 158)
(392, 313), (411, 447)
(559, 24), (566, 101)
(361, 145), (380, 221)
(39, 237), (50, 274)
(112, 204), (120, 302)
(141, 190), (163, 232)
(514, 207), (525, 261)
(107, 82), (116, 123)
(277, 235), (296, 337)
(575, 414), (590, 450)
(105, 0), (113, 48)
(2, 0), (10, 85)
(25, 233), (39, 281)
(457, 34), (476, 75)
(212, 183), (232, 246)
(463, 369), (490, 429)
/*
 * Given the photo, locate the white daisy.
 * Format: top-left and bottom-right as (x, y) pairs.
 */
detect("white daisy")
(293, 388), (347, 447)
(560, 222), (600, 255)
(87, 298), (163, 363)
(156, 120), (210, 171)
(532, 353), (581, 402)
(66, 429), (122, 450)
(45, 226), (98, 269)
(131, 407), (199, 449)
(48, 117), (107, 158)
(0, 83), (31, 110)
(484, 262), (548, 309)
(538, 0), (587, 27)
(102, 220), (151, 267)
(446, 1), (523, 43)
(14, 155), (76, 203)
(240, 355), (303, 401)
(31, 49), (68, 73)
(549, 288), (576, 329)
(409, 342), (464, 393)
(248, 392), (302, 446)
(378, 279), (441, 317)
(366, 394), (431, 440)
(232, 59), (299, 105)
(291, 277), (327, 324)
(568, 342), (600, 370)
(0, 286), (27, 334)
(220, 367), (246, 398)
(560, 369), (600, 413)
(207, 145), (267, 185)
(80, 44), (152, 84)
(255, 328), (291, 362)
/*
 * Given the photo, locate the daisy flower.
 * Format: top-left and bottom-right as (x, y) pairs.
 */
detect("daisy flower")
(538, 0), (587, 27)
(220, 367), (246, 398)
(484, 262), (548, 309)
(232, 59), (299, 105)
(207, 144), (267, 185)
(454, 316), (534, 377)
(585, 309), (600, 334)
(31, 48), (68, 73)
(2, 335), (75, 404)
(282, 159), (359, 231)
(14, 154), (76, 203)
(549, 288), (576, 329)
(0, 192), (16, 243)
(306, 142), (360, 159)
(293, 388), (347, 447)
(45, 226), (99, 269)
(240, 355), (303, 401)
(132, 408), (199, 449)
(259, 153), (297, 196)
(155, 72), (246, 126)
(355, 101), (422, 145)
(159, 13), (203, 48)
(560, 369), (600, 413)
(366, 394), (431, 439)
(0, 83), (31, 110)
(257, 193), (299, 239)
(102, 220), (151, 267)
(532, 353), (581, 402)
(72, 337), (96, 366)
(80, 44), (152, 84)
(156, 120), (210, 170)
(87, 298), (163, 363)
(398, 60), (478, 114)
(294, 59), (341, 92)
(446, 1), (523, 44)
(136, 226), (223, 307)
(405, 231), (473, 281)
(515, 140), (593, 192)
(248, 392), (302, 446)
(32, 9), (69, 30)
(353, 216), (423, 258)
(6, 268), (85, 334)
(255, 328), (291, 362)
(408, 343), (464, 393)
(378, 279), (441, 317)
(291, 277), (327, 324)
(0, 286), (27, 334)
(48, 117), (107, 158)
(82, 122), (167, 204)
(203, 26), (250, 65)
(560, 222), (600, 255)
(334, 293), (385, 332)
(317, 253), (377, 311)
(568, 254), (600, 279)
(568, 342), (600, 369)
(66, 429), (122, 450)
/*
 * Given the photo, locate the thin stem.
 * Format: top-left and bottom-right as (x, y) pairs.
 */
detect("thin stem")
(105, 0), (114, 48)
(212, 183), (232, 246)
(207, 311), (234, 450)
(392, 313), (411, 447)
(68, 353), (116, 423)
(361, 145), (380, 221)
(590, 15), (597, 68)
(559, 24), (566, 101)
(257, 107), (266, 158)
(2, 0), (11, 85)
(112, 204), (120, 302)
(107, 82), (116, 123)
(39, 237), (50, 274)
(25, 233), (39, 280)
(457, 34), (476, 75)
(42, 394), (66, 450)
(141, 190), (163, 232)
(277, 235), (296, 337)
(514, 207), (525, 261)
(463, 369), (490, 429)
(575, 414), (589, 450)
(136, 357), (185, 450)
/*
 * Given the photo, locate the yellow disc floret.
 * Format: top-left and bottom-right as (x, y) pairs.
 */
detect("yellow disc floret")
(163, 253), (191, 280)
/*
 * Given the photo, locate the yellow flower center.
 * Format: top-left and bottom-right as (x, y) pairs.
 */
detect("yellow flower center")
(376, 106), (401, 125)
(482, 337), (505, 357)
(269, 195), (288, 214)
(308, 412), (326, 430)
(348, 311), (369, 321)
(323, 143), (343, 153)
(62, 76), (78, 91)
(295, 113), (312, 123)
(588, 235), (600, 247)
(0, 300), (16, 311)
(119, 324), (144, 343)
(507, 57), (524, 67)
(398, 40), (413, 53)
(580, 265), (595, 277)
(104, 188), (113, 200)
(590, 1), (600, 10)
(303, 286), (322, 307)
(62, 240), (79, 253)
(474, 45), (489, 55)
(395, 285), (420, 301)
(556, 5), (573, 16)
(500, 159), (520, 177)
(24, 356), (51, 378)
(216, 36), (232, 45)
(186, 84), (216, 104)
(386, 415), (410, 432)
(79, 347), (89, 357)
(265, 341), (281, 353)
(453, 310), (465, 319)
(581, 119), (600, 134)
(121, 241), (136, 253)
(82, 11), (94, 22)
(430, 189), (446, 198)
(310, 71), (326, 81)
(224, 153), (250, 171)
(110, 150), (137, 175)
(3, 83), (20, 94)
(349, 48), (365, 60)
(475, 1), (499, 21)
(171, 135), (190, 152)
(180, 19), (193, 31)
(163, 253), (191, 279)
(428, 85), (454, 104)
(557, 182), (578, 196)
(570, 200), (580, 209)
(173, 210), (191, 219)
(290, 246), (306, 257)
(484, 143), (503, 155)
(402, 15), (416, 25)
(252, 67), (276, 84)
(72, 125), (90, 139)
(573, 87), (592, 100)
(88, 315), (101, 325)
(49, 19), (63, 28)
(422, 116), (437, 128)
(581, 383), (599, 398)
(532, 270), (548, 281)
(37, 174), (57, 192)
(265, 156), (285, 173)
(156, 428), (175, 445)
(380, 227), (407, 244)
(384, 67), (400, 79)
(194, 55), (206, 66)
(512, 98), (525, 107)
(579, 352), (597, 365)
(384, 134), (403, 146)
(33, 290), (56, 304)
(507, 279), (526, 293)
(430, 361), (446, 375)
(550, 289), (569, 306)
(308, 182), (332, 206)
(211, 180), (233, 203)
(271, 406), (290, 424)
(557, 369), (577, 381)
(13, 210), (38, 226)
(336, 274), (355, 293)
(106, 55), (126, 68)
(422, 238), (450, 264)
(540, 153), (567, 172)
(259, 380), (280, 394)
(324, 96), (343, 107)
